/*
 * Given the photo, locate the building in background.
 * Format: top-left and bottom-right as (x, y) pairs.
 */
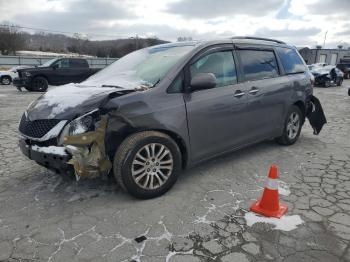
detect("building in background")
(298, 47), (350, 65)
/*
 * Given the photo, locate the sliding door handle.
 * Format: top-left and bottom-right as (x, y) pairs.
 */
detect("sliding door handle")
(249, 87), (259, 95)
(234, 90), (245, 98)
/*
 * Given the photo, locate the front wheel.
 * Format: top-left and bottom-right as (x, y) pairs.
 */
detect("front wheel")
(31, 76), (48, 92)
(1, 76), (11, 85)
(113, 131), (182, 199)
(276, 106), (303, 145)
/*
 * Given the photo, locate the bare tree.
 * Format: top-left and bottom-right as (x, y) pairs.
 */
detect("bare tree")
(0, 22), (25, 55)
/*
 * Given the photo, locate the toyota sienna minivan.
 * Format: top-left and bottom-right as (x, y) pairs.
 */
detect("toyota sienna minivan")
(19, 37), (326, 198)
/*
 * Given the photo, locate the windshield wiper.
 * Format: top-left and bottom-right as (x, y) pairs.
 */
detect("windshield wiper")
(151, 78), (161, 88)
(101, 84), (124, 89)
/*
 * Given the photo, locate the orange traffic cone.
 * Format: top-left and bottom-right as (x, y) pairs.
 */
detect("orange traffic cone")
(250, 165), (288, 218)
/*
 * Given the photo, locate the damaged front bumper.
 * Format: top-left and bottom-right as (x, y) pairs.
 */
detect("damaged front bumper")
(19, 139), (72, 173)
(63, 116), (112, 179)
(19, 114), (113, 180)
(306, 95), (327, 135)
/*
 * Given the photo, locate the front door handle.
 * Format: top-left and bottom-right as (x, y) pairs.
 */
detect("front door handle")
(249, 87), (259, 95)
(234, 90), (245, 98)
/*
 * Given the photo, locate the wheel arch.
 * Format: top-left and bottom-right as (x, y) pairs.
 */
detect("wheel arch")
(31, 75), (50, 85)
(1, 75), (12, 83)
(1, 74), (12, 80)
(106, 127), (189, 170)
(293, 100), (306, 123)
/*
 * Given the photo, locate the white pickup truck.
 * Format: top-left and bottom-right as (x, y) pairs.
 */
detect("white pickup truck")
(0, 66), (31, 85)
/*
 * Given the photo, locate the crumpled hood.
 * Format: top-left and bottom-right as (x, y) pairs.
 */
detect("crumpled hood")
(26, 83), (133, 120)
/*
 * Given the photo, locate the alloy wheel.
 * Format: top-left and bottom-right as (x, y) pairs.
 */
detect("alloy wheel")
(286, 112), (300, 140)
(131, 143), (173, 190)
(1, 77), (11, 85)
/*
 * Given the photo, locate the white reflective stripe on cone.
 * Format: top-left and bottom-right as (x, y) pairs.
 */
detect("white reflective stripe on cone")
(265, 178), (279, 190)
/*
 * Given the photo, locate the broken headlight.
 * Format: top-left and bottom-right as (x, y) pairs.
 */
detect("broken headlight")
(58, 109), (100, 144)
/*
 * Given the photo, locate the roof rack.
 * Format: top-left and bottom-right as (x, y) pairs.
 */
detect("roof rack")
(231, 36), (286, 44)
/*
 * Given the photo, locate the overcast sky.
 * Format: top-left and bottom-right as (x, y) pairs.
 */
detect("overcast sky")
(0, 0), (349, 47)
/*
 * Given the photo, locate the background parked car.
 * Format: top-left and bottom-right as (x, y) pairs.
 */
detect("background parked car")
(311, 65), (344, 87)
(13, 58), (100, 92)
(0, 66), (32, 85)
(337, 63), (350, 79)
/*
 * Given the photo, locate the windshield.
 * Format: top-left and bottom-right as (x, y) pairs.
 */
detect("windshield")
(82, 43), (197, 89)
(40, 59), (58, 67)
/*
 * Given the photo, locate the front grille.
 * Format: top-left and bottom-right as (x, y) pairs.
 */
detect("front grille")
(19, 114), (60, 138)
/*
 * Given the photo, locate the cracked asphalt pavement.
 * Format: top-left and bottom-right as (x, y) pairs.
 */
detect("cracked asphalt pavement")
(0, 82), (350, 262)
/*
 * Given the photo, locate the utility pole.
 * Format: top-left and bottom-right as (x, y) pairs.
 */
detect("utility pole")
(135, 34), (139, 50)
(323, 31), (328, 48)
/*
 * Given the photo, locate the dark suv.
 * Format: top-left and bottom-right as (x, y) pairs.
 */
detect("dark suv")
(13, 58), (100, 92)
(18, 37), (326, 198)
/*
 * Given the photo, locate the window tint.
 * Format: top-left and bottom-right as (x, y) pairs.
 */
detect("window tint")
(190, 51), (237, 88)
(71, 59), (88, 68)
(277, 47), (306, 74)
(238, 50), (279, 81)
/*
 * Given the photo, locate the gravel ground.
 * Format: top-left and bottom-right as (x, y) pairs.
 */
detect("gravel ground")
(0, 82), (349, 262)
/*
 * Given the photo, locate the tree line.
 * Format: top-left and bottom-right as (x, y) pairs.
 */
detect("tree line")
(0, 24), (167, 57)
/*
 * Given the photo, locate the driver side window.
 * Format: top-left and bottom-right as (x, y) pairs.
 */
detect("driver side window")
(190, 51), (237, 88)
(55, 59), (70, 68)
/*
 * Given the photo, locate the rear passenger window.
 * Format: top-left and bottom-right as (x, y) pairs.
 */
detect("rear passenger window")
(71, 59), (88, 68)
(276, 47), (306, 74)
(190, 51), (237, 88)
(238, 50), (279, 81)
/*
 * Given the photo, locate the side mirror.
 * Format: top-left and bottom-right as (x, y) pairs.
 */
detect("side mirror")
(190, 73), (217, 92)
(52, 64), (59, 70)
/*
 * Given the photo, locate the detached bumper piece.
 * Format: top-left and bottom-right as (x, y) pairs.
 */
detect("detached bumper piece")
(19, 139), (72, 173)
(306, 95), (327, 135)
(63, 117), (112, 179)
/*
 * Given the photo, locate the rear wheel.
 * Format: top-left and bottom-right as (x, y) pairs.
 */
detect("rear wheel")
(276, 106), (303, 145)
(31, 76), (48, 92)
(324, 80), (331, 88)
(1, 76), (11, 85)
(337, 78), (343, 86)
(113, 131), (182, 199)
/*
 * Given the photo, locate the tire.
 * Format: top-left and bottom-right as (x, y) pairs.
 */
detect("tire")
(113, 131), (182, 199)
(1, 76), (11, 85)
(24, 86), (34, 92)
(31, 76), (48, 92)
(337, 78), (343, 86)
(275, 106), (303, 146)
(324, 80), (331, 88)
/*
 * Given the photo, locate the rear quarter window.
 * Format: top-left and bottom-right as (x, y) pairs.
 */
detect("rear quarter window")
(71, 59), (89, 68)
(276, 47), (306, 74)
(238, 50), (279, 81)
